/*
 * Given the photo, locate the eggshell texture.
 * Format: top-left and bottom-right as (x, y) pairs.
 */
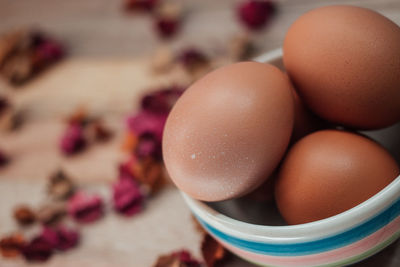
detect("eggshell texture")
(275, 130), (399, 225)
(163, 62), (294, 202)
(284, 5), (400, 129)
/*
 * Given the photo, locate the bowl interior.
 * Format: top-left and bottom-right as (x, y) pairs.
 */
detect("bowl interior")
(205, 49), (400, 227)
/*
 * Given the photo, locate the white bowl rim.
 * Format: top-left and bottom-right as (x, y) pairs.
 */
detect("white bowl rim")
(181, 48), (400, 243)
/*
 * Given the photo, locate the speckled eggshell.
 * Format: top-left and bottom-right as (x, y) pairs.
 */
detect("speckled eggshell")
(163, 62), (294, 202)
(284, 5), (400, 129)
(275, 130), (400, 225)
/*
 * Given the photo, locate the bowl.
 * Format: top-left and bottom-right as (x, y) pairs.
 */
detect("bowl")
(181, 48), (400, 267)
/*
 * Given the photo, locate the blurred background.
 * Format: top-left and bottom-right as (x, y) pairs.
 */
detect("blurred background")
(1, 0), (400, 266)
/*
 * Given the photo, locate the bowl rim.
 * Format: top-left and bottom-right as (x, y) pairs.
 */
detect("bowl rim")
(181, 48), (400, 243)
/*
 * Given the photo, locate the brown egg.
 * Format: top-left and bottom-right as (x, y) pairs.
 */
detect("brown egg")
(284, 5), (400, 129)
(163, 62), (294, 202)
(275, 130), (399, 225)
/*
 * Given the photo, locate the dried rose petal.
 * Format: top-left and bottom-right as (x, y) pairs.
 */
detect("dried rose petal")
(178, 48), (209, 75)
(67, 191), (104, 223)
(66, 107), (89, 126)
(141, 87), (183, 114)
(0, 149), (10, 167)
(36, 202), (66, 225)
(237, 0), (275, 30)
(13, 205), (36, 226)
(47, 169), (75, 200)
(34, 40), (64, 62)
(0, 97), (10, 116)
(0, 29), (65, 86)
(121, 132), (138, 153)
(155, 17), (180, 39)
(124, 0), (159, 12)
(88, 120), (113, 142)
(1, 53), (33, 85)
(60, 123), (87, 155)
(126, 110), (167, 141)
(0, 233), (26, 258)
(40, 226), (79, 251)
(135, 132), (162, 160)
(0, 30), (25, 66)
(119, 156), (165, 194)
(201, 234), (227, 267)
(113, 177), (144, 216)
(153, 250), (202, 267)
(21, 236), (53, 262)
(132, 157), (165, 194)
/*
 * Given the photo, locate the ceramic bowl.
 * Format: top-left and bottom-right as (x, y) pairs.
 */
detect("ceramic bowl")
(182, 48), (400, 267)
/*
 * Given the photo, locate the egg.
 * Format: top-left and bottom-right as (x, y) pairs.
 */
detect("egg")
(163, 62), (294, 202)
(284, 5), (400, 129)
(275, 130), (399, 225)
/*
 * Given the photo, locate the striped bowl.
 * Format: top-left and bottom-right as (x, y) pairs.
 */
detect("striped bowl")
(181, 48), (400, 267)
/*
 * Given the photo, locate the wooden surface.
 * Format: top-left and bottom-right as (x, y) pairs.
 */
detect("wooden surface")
(1, 0), (400, 266)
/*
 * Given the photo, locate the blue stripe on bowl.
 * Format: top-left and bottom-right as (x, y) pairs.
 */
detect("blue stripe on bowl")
(195, 196), (400, 256)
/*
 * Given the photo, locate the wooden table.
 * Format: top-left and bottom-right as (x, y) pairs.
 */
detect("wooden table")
(1, 1), (400, 266)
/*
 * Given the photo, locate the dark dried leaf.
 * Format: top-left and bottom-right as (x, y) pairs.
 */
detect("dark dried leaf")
(0, 233), (26, 258)
(47, 169), (75, 200)
(13, 205), (36, 226)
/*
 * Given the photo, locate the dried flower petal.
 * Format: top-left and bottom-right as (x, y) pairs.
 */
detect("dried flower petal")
(1, 53), (33, 85)
(135, 132), (162, 160)
(124, 0), (159, 12)
(113, 177), (144, 216)
(126, 111), (167, 141)
(237, 0), (276, 30)
(141, 87), (183, 114)
(153, 250), (202, 267)
(121, 132), (139, 153)
(0, 29), (65, 86)
(0, 30), (24, 66)
(36, 202), (66, 225)
(33, 40), (64, 64)
(155, 17), (180, 39)
(67, 191), (104, 223)
(119, 156), (165, 194)
(132, 157), (165, 194)
(201, 234), (226, 267)
(13, 205), (36, 226)
(178, 49), (209, 75)
(0, 97), (10, 116)
(0, 233), (26, 258)
(88, 120), (113, 142)
(21, 236), (53, 262)
(66, 107), (89, 126)
(0, 149), (10, 167)
(39, 226), (79, 251)
(47, 170), (75, 200)
(60, 123), (87, 155)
